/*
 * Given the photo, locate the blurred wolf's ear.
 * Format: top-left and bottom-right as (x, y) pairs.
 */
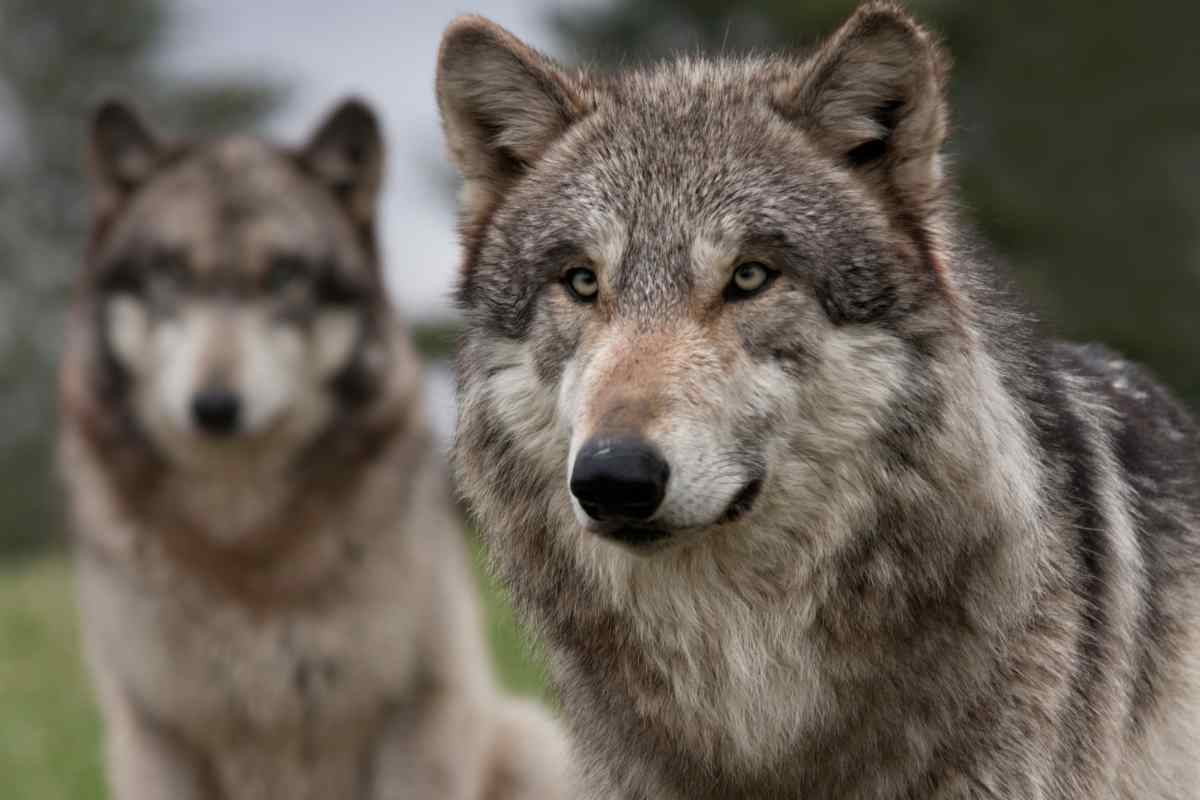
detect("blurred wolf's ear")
(774, 1), (949, 217)
(300, 98), (385, 224)
(89, 99), (164, 216)
(436, 16), (588, 222)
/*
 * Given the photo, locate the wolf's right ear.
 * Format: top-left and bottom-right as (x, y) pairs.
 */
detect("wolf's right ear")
(300, 98), (385, 226)
(436, 17), (587, 220)
(88, 100), (163, 216)
(773, 2), (949, 220)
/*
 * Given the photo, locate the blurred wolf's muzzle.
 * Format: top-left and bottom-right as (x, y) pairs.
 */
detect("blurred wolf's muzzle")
(190, 388), (242, 437)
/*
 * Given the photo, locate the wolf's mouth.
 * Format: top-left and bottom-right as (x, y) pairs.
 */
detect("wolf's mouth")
(719, 477), (764, 524)
(599, 525), (673, 547)
(595, 476), (766, 550)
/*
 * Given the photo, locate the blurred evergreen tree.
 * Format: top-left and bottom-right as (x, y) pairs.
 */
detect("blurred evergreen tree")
(552, 0), (1200, 403)
(0, 0), (288, 555)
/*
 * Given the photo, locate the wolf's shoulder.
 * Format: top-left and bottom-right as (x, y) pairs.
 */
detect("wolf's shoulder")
(1040, 340), (1200, 635)
(1050, 340), (1200, 507)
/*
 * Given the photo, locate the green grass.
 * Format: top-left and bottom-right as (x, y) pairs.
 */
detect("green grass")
(0, 547), (549, 799)
(0, 558), (105, 800)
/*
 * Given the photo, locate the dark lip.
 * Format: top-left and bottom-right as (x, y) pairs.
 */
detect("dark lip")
(596, 525), (673, 547)
(590, 475), (766, 550)
(719, 478), (764, 524)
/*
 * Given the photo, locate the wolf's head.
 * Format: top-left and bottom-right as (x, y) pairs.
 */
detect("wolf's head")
(441, 3), (969, 556)
(76, 99), (390, 473)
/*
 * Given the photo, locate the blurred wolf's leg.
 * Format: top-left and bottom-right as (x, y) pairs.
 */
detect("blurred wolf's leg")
(364, 696), (570, 800)
(480, 698), (572, 800)
(363, 690), (490, 800)
(101, 683), (216, 800)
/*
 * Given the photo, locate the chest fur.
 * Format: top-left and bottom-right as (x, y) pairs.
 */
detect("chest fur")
(78, 540), (425, 745)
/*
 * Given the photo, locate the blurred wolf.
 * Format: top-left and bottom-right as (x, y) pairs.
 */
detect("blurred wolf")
(438, 3), (1200, 798)
(59, 99), (568, 800)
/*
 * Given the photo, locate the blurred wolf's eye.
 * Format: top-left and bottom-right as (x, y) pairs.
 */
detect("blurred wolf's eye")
(564, 268), (599, 303)
(147, 271), (181, 306)
(265, 255), (310, 293)
(725, 262), (776, 301)
(101, 260), (145, 296)
(146, 253), (190, 308)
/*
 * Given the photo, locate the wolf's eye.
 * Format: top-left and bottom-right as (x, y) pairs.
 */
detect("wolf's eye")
(724, 262), (776, 301)
(563, 268), (599, 303)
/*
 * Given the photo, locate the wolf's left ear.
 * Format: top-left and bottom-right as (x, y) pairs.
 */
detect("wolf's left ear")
(437, 17), (588, 222)
(300, 99), (385, 224)
(775, 2), (949, 216)
(89, 99), (164, 218)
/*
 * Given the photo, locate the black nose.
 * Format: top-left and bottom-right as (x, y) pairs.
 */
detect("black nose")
(570, 437), (670, 522)
(190, 390), (241, 436)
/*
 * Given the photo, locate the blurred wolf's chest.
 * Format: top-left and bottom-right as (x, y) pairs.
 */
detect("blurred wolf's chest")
(78, 545), (422, 745)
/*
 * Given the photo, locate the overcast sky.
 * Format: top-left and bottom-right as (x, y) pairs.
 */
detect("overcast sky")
(167, 0), (595, 320)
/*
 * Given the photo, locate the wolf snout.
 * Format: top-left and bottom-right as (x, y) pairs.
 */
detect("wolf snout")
(190, 389), (242, 437)
(570, 437), (670, 523)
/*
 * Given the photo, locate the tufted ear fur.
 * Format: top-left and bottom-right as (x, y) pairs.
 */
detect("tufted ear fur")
(88, 99), (166, 224)
(298, 98), (385, 226)
(436, 16), (589, 223)
(774, 2), (950, 220)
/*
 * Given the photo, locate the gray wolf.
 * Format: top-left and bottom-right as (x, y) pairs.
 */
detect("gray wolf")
(438, 3), (1200, 798)
(60, 98), (568, 800)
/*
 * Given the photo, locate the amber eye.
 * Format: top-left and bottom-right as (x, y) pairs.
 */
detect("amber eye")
(564, 267), (599, 302)
(724, 261), (776, 301)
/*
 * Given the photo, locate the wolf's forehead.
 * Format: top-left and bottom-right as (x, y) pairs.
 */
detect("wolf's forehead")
(113, 139), (342, 266)
(569, 72), (812, 222)
(174, 138), (314, 213)
(162, 137), (300, 196)
(554, 94), (812, 247)
(604, 60), (785, 146)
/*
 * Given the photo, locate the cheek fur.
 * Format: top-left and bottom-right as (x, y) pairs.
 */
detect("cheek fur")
(793, 326), (910, 454)
(233, 315), (302, 433)
(154, 312), (210, 431)
(530, 295), (587, 385)
(311, 309), (360, 378)
(104, 295), (151, 374)
(735, 287), (824, 378)
(481, 337), (570, 477)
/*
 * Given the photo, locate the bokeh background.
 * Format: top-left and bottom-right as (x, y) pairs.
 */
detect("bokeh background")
(2, 1), (1198, 797)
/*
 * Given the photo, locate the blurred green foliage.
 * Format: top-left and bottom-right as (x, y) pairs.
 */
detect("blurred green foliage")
(552, 0), (1200, 403)
(410, 317), (463, 361)
(0, 0), (287, 556)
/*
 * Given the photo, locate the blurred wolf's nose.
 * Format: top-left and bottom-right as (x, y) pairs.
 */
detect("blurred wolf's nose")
(571, 437), (669, 522)
(191, 390), (241, 437)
